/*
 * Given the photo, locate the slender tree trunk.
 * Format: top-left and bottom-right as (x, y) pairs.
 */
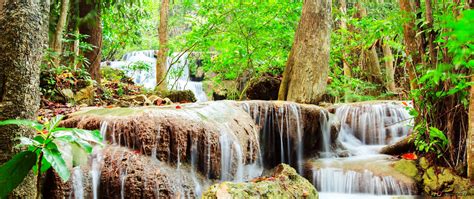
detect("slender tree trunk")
(383, 39), (396, 92)
(425, 0), (437, 68)
(79, 0), (101, 82)
(469, 68), (474, 180)
(278, 0), (332, 104)
(367, 45), (383, 85)
(399, 0), (420, 90)
(340, 0), (351, 78)
(0, 0), (49, 197)
(156, 0), (170, 89)
(51, 0), (70, 67)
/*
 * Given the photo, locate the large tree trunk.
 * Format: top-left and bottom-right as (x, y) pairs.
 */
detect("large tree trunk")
(79, 0), (101, 82)
(0, 0), (49, 197)
(278, 0), (332, 104)
(382, 39), (396, 92)
(399, 0), (420, 90)
(50, 0), (70, 67)
(156, 0), (170, 89)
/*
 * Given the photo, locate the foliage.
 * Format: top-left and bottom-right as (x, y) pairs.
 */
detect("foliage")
(409, 4), (473, 167)
(101, 0), (158, 60)
(327, 1), (405, 102)
(0, 116), (103, 198)
(174, 1), (302, 85)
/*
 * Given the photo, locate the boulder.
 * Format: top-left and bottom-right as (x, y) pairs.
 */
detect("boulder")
(202, 164), (318, 198)
(245, 76), (281, 100)
(163, 90), (197, 103)
(61, 101), (260, 179)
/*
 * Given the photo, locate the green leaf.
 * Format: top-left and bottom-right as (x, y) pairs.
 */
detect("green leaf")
(0, 151), (37, 198)
(42, 142), (70, 182)
(46, 115), (64, 132)
(0, 119), (44, 131)
(73, 129), (103, 145)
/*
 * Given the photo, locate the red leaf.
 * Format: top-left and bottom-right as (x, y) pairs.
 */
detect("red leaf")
(175, 105), (182, 109)
(402, 101), (408, 106)
(401, 153), (417, 160)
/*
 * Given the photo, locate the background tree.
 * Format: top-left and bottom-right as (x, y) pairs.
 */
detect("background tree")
(0, 0), (50, 197)
(79, 0), (102, 82)
(156, 0), (169, 89)
(278, 0), (332, 104)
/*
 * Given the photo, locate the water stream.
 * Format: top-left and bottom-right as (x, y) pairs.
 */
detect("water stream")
(103, 50), (208, 102)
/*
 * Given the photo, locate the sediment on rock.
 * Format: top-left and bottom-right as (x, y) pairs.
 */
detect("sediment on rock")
(61, 101), (260, 179)
(44, 146), (208, 198)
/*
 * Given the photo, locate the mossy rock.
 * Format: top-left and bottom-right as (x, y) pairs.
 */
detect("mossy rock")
(394, 159), (420, 181)
(422, 166), (474, 196)
(202, 164), (318, 198)
(245, 75), (281, 100)
(162, 90), (197, 103)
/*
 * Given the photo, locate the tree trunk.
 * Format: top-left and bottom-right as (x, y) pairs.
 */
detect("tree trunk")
(468, 75), (474, 179)
(367, 45), (383, 85)
(425, 0), (437, 68)
(156, 0), (170, 89)
(0, 0), (49, 197)
(278, 0), (332, 104)
(79, 0), (101, 82)
(339, 0), (351, 78)
(51, 0), (70, 67)
(399, 0), (420, 90)
(382, 39), (396, 92)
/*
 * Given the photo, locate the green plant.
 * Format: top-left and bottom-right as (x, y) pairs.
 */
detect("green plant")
(0, 115), (103, 198)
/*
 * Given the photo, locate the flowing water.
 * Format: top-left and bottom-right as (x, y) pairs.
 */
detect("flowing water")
(103, 50), (208, 102)
(62, 100), (416, 198)
(311, 102), (415, 196)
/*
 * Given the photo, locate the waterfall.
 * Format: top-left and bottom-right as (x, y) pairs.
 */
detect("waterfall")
(241, 101), (305, 174)
(311, 102), (416, 195)
(102, 50), (208, 102)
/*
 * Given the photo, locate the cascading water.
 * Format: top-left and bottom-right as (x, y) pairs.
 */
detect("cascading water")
(102, 51), (208, 102)
(310, 102), (416, 196)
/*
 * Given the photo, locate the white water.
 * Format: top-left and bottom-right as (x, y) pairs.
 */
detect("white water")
(102, 50), (208, 102)
(91, 121), (108, 199)
(313, 102), (415, 196)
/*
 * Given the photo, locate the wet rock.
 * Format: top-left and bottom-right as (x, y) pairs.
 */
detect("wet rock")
(121, 94), (150, 106)
(202, 164), (317, 198)
(44, 146), (205, 198)
(163, 90), (197, 103)
(380, 134), (415, 155)
(61, 101), (260, 179)
(245, 76), (281, 100)
(240, 101), (339, 169)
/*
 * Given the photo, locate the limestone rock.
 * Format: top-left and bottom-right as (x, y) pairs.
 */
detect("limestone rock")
(202, 164), (318, 198)
(61, 101), (260, 179)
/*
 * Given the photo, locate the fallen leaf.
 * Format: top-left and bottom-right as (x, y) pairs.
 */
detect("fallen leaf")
(401, 153), (417, 160)
(175, 105), (182, 109)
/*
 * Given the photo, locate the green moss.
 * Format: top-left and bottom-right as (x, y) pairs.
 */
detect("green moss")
(394, 159), (419, 180)
(202, 164), (318, 198)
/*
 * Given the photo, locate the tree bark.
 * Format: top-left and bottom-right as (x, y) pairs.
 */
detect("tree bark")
(339, 0), (351, 78)
(367, 45), (383, 85)
(399, 0), (420, 90)
(0, 0), (49, 197)
(382, 39), (396, 92)
(425, 0), (437, 68)
(278, 0), (332, 104)
(51, 0), (70, 67)
(468, 75), (474, 180)
(79, 0), (101, 82)
(156, 0), (170, 89)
